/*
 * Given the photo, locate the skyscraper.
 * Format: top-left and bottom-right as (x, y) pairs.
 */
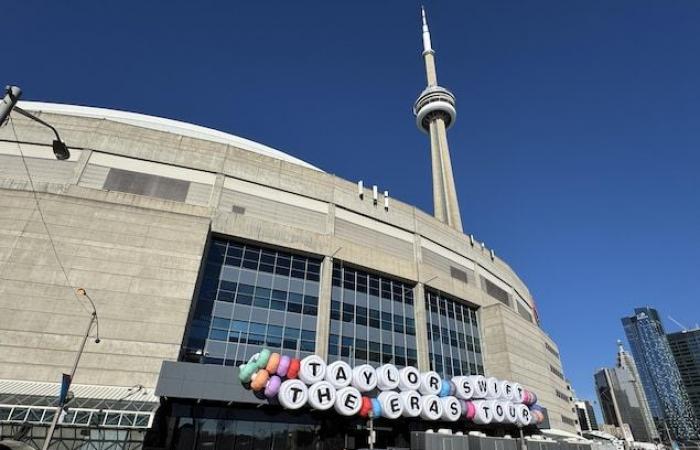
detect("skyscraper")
(667, 328), (700, 421)
(594, 341), (660, 442)
(414, 7), (463, 232)
(575, 400), (599, 431)
(622, 307), (699, 441)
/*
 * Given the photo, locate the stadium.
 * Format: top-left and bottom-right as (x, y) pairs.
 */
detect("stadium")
(0, 9), (577, 450)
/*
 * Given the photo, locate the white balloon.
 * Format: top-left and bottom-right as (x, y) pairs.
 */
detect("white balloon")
(512, 383), (525, 403)
(501, 381), (515, 400)
(398, 366), (421, 391)
(466, 375), (488, 398)
(420, 395), (443, 421)
(334, 386), (363, 416)
(516, 404), (532, 426)
(505, 402), (518, 424)
(298, 355), (326, 385)
(485, 377), (501, 399)
(452, 376), (474, 400)
(472, 400), (493, 425)
(325, 361), (352, 389)
(378, 391), (403, 419)
(307, 381), (336, 411)
(376, 364), (400, 391)
(440, 396), (462, 422)
(419, 371), (442, 396)
(278, 379), (308, 410)
(490, 400), (507, 423)
(351, 364), (378, 392)
(399, 390), (422, 417)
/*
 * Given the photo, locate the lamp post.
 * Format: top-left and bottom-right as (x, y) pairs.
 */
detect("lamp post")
(0, 85), (70, 160)
(41, 288), (100, 450)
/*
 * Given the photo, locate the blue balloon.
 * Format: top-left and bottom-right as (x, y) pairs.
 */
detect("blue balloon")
(439, 379), (451, 397)
(371, 398), (382, 417)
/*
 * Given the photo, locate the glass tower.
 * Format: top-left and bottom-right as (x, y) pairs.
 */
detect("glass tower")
(622, 307), (699, 441)
(668, 329), (700, 422)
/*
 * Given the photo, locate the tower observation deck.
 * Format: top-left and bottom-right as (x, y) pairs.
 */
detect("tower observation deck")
(413, 7), (463, 232)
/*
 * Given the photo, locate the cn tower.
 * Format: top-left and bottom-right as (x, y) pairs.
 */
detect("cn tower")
(413, 7), (463, 232)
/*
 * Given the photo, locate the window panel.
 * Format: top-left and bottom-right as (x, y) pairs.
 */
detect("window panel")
(425, 289), (483, 377)
(185, 238), (321, 366)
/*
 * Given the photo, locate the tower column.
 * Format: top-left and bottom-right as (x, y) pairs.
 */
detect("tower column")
(429, 120), (447, 222)
(434, 117), (463, 232)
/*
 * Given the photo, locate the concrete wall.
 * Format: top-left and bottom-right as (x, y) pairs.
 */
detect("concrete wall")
(0, 108), (578, 432)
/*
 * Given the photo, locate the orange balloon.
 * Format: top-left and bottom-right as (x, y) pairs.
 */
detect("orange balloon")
(250, 369), (270, 392)
(266, 353), (281, 374)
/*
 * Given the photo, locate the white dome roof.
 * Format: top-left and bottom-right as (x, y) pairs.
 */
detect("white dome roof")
(18, 101), (323, 172)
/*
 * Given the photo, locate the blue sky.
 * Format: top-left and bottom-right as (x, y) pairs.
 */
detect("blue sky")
(6, 1), (700, 415)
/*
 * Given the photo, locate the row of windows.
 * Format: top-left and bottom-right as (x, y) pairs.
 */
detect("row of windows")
(212, 241), (321, 281)
(330, 300), (416, 335)
(329, 264), (418, 367)
(215, 282), (318, 315)
(555, 389), (571, 401)
(332, 265), (414, 304)
(185, 238), (321, 365)
(188, 238), (522, 382)
(426, 290), (484, 378)
(426, 294), (479, 324)
(550, 365), (565, 380)
(427, 324), (480, 351)
(328, 334), (418, 367)
(545, 342), (560, 358)
(561, 415), (578, 427)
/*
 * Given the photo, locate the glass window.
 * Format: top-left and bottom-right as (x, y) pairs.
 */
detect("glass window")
(328, 263), (417, 368)
(184, 238), (321, 366)
(425, 289), (483, 377)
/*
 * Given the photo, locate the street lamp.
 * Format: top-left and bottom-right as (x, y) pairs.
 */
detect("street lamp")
(0, 85), (70, 160)
(41, 288), (100, 450)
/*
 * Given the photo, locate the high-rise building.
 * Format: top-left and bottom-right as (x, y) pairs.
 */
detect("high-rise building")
(667, 328), (700, 421)
(594, 342), (659, 442)
(575, 400), (599, 431)
(622, 307), (699, 441)
(0, 7), (578, 450)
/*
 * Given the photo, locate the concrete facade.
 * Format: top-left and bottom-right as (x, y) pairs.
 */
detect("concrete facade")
(0, 103), (578, 433)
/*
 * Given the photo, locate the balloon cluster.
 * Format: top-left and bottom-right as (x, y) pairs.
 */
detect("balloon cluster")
(239, 349), (545, 427)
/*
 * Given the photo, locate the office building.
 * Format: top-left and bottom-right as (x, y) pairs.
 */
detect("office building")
(667, 328), (700, 422)
(575, 400), (599, 432)
(622, 308), (699, 441)
(594, 342), (659, 442)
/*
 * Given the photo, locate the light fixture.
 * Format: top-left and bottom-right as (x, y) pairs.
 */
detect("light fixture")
(1, 85), (70, 160)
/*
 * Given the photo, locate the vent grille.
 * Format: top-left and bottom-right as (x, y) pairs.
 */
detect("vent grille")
(450, 266), (468, 283)
(104, 168), (189, 202)
(481, 276), (510, 305)
(231, 205), (246, 214)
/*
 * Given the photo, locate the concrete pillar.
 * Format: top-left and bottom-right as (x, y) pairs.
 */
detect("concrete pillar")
(434, 117), (463, 232)
(429, 120), (447, 223)
(208, 174), (226, 210)
(71, 149), (92, 186)
(414, 282), (431, 372)
(314, 255), (333, 360)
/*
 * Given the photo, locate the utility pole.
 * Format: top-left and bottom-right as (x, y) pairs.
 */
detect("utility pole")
(41, 289), (100, 450)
